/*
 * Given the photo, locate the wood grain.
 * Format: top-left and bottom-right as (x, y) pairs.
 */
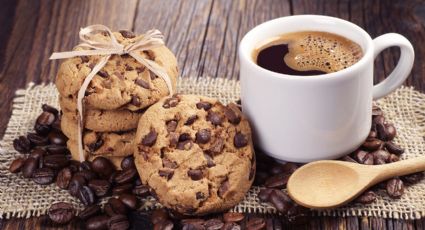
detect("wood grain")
(1, 0), (425, 229)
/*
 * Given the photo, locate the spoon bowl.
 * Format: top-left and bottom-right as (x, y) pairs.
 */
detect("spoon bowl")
(287, 156), (425, 209)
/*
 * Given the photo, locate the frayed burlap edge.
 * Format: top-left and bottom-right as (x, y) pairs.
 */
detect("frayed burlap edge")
(1, 77), (425, 220)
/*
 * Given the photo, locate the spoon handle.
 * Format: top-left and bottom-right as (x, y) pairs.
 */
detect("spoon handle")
(375, 155), (425, 181)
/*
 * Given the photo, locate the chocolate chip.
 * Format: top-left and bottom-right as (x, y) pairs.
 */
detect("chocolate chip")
(48, 202), (75, 224)
(223, 105), (241, 124)
(386, 178), (404, 198)
(188, 169), (203, 180)
(142, 130), (157, 146)
(136, 66), (145, 73)
(195, 192), (205, 200)
(159, 169), (174, 180)
(234, 132), (248, 148)
(207, 111), (223, 126)
(195, 129), (211, 144)
(385, 141), (404, 155)
(168, 132), (179, 147)
(97, 70), (109, 78)
(131, 95), (141, 106)
(78, 205), (101, 221)
(203, 153), (215, 167)
(177, 140), (193, 150)
(57, 167), (72, 189)
(208, 138), (224, 154)
(163, 97), (179, 108)
(162, 158), (177, 169)
(88, 137), (104, 152)
(9, 157), (25, 173)
(355, 191), (376, 204)
(179, 133), (192, 142)
(78, 185), (96, 206)
(196, 101), (212, 110)
(33, 168), (55, 185)
(218, 179), (229, 198)
(148, 70), (157, 80)
(80, 56), (90, 63)
(184, 115), (198, 125)
(88, 179), (111, 197)
(166, 120), (178, 132)
(135, 78), (150, 89)
(119, 30), (136, 38)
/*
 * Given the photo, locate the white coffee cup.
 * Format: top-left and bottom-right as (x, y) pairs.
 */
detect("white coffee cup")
(238, 15), (414, 163)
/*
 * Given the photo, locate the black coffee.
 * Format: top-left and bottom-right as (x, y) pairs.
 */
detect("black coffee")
(254, 31), (363, 76)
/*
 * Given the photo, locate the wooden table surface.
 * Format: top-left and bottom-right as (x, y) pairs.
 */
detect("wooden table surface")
(1, 0), (425, 229)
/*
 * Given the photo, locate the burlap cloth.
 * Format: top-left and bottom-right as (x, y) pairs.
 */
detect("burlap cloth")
(1, 77), (425, 220)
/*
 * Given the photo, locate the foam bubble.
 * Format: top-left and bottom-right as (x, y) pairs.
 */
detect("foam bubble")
(269, 31), (363, 73)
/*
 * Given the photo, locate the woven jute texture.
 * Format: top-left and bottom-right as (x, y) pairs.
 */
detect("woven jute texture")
(1, 77), (425, 220)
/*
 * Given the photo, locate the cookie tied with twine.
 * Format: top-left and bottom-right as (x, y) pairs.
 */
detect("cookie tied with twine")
(49, 24), (173, 162)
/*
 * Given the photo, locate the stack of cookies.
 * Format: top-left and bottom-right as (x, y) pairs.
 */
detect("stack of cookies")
(55, 30), (178, 168)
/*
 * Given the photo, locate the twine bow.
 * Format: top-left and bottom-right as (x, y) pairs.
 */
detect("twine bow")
(50, 24), (173, 162)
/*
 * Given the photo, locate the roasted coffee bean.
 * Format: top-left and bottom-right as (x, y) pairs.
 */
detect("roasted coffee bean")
(355, 191), (376, 204)
(105, 198), (127, 216)
(181, 218), (205, 227)
(372, 150), (390, 165)
(340, 155), (357, 163)
(246, 217), (266, 230)
(33, 167), (55, 185)
(154, 220), (174, 230)
(163, 97), (179, 108)
(223, 212), (244, 223)
(113, 183), (133, 195)
(78, 204), (101, 220)
(13, 136), (32, 153)
(361, 138), (382, 151)
(376, 123), (388, 141)
(254, 171), (269, 186)
(372, 106), (383, 116)
(195, 129), (211, 144)
(35, 111), (56, 133)
(76, 170), (98, 182)
(135, 78), (150, 89)
(188, 169), (203, 180)
(204, 218), (224, 229)
(45, 144), (68, 155)
(108, 214), (130, 230)
(368, 130), (377, 138)
(52, 117), (62, 131)
(142, 130), (157, 146)
(69, 174), (87, 196)
(385, 141), (404, 155)
(386, 178), (404, 198)
(119, 193), (139, 210)
(185, 115), (198, 125)
(218, 179), (229, 198)
(78, 185), (96, 206)
(27, 133), (49, 146)
(353, 150), (374, 165)
(234, 132), (248, 148)
(88, 179), (111, 197)
(121, 156), (135, 170)
(264, 173), (290, 189)
(258, 188), (273, 202)
(389, 154), (400, 163)
(29, 149), (45, 164)
(269, 189), (293, 213)
(57, 167), (73, 189)
(79, 161), (92, 171)
(159, 169), (174, 180)
(196, 101), (212, 110)
(207, 111), (223, 126)
(115, 168), (137, 184)
(286, 204), (309, 225)
(373, 115), (385, 125)
(44, 154), (69, 169)
(48, 202), (75, 224)
(132, 184), (151, 197)
(222, 222), (241, 230)
(85, 215), (109, 230)
(42, 104), (59, 115)
(69, 160), (80, 173)
(91, 157), (115, 179)
(151, 208), (169, 225)
(385, 124), (397, 141)
(9, 157), (26, 173)
(402, 172), (424, 184)
(22, 158), (39, 178)
(48, 131), (68, 146)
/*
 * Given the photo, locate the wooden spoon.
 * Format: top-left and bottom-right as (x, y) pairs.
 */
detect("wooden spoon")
(287, 157), (425, 209)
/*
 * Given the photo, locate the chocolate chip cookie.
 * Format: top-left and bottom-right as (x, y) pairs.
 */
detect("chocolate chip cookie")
(55, 31), (178, 111)
(134, 94), (255, 215)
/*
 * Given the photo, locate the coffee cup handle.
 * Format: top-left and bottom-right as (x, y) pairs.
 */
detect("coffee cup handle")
(372, 33), (414, 100)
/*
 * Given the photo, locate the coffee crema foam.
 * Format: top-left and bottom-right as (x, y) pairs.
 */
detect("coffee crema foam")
(255, 31), (363, 73)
